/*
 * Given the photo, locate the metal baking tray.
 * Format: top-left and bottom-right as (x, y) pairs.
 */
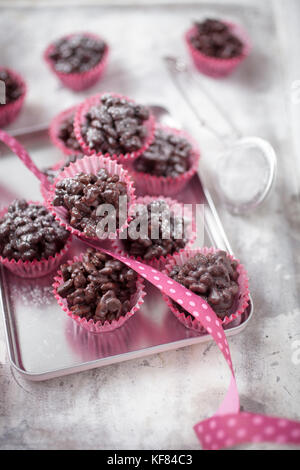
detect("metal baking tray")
(0, 118), (253, 381)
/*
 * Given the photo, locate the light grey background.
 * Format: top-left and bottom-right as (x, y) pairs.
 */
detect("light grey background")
(0, 0), (300, 450)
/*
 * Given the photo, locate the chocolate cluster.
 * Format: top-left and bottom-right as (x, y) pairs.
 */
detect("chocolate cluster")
(0, 200), (69, 262)
(48, 34), (106, 74)
(123, 200), (187, 260)
(134, 128), (192, 178)
(81, 94), (150, 155)
(169, 251), (239, 318)
(57, 248), (138, 323)
(0, 69), (23, 105)
(57, 113), (82, 152)
(52, 169), (127, 238)
(190, 19), (243, 59)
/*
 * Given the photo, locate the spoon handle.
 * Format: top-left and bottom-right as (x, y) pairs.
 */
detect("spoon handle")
(0, 129), (51, 190)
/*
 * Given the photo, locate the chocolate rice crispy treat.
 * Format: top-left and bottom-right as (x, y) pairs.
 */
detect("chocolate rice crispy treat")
(123, 200), (188, 260)
(57, 248), (138, 323)
(0, 199), (69, 262)
(81, 94), (150, 155)
(169, 250), (239, 318)
(190, 19), (243, 59)
(133, 128), (192, 178)
(52, 169), (127, 238)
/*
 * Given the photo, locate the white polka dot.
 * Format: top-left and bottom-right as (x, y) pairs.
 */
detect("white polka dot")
(193, 311), (199, 317)
(225, 348), (230, 355)
(265, 426), (275, 435)
(197, 424), (203, 433)
(291, 428), (300, 438)
(189, 301), (196, 307)
(218, 343), (223, 350)
(237, 428), (246, 438)
(227, 418), (237, 427)
(206, 316), (211, 322)
(215, 320), (220, 327)
(217, 332), (222, 338)
(207, 327), (212, 334)
(225, 438), (234, 447)
(209, 420), (217, 429)
(278, 419), (288, 428)
(252, 416), (263, 426)
(157, 285), (162, 290)
(138, 266), (145, 270)
(204, 434), (211, 443)
(151, 269), (157, 273)
(170, 288), (176, 294)
(177, 299), (183, 305)
(154, 276), (160, 281)
(167, 280), (173, 285)
(202, 304), (208, 310)
(217, 430), (225, 439)
(186, 291), (192, 296)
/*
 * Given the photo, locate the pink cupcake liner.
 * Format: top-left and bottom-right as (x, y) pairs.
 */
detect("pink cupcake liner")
(128, 125), (200, 196)
(74, 92), (155, 163)
(49, 104), (83, 156)
(162, 247), (250, 333)
(40, 158), (67, 202)
(0, 67), (27, 127)
(45, 154), (136, 242)
(185, 22), (251, 78)
(0, 200), (72, 278)
(53, 252), (146, 334)
(112, 195), (196, 270)
(44, 32), (109, 91)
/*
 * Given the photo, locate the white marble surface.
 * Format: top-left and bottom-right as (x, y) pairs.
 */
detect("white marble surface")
(0, 0), (300, 450)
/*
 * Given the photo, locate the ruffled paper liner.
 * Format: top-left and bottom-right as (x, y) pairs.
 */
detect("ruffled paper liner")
(53, 252), (146, 334)
(0, 201), (72, 278)
(49, 104), (83, 156)
(128, 124), (200, 196)
(45, 154), (136, 242)
(111, 195), (196, 270)
(162, 247), (250, 333)
(73, 92), (155, 163)
(0, 67), (27, 127)
(185, 22), (251, 78)
(44, 32), (109, 91)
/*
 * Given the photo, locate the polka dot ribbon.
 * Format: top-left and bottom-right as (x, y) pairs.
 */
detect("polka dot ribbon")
(99, 247), (300, 450)
(1, 127), (299, 450)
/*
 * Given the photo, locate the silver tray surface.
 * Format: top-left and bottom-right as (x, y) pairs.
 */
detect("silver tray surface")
(0, 127), (253, 381)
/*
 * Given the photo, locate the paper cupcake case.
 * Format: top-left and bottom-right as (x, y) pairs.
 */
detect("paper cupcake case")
(0, 201), (72, 278)
(111, 195), (196, 270)
(45, 154), (136, 242)
(53, 253), (146, 334)
(44, 32), (109, 92)
(128, 125), (201, 196)
(49, 104), (83, 156)
(162, 247), (250, 333)
(185, 22), (251, 78)
(0, 67), (27, 127)
(73, 92), (155, 163)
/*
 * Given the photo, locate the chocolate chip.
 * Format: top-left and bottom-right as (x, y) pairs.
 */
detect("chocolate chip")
(169, 251), (239, 318)
(59, 248), (138, 324)
(48, 34), (107, 74)
(0, 200), (69, 262)
(190, 19), (243, 59)
(81, 94), (150, 156)
(57, 113), (81, 152)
